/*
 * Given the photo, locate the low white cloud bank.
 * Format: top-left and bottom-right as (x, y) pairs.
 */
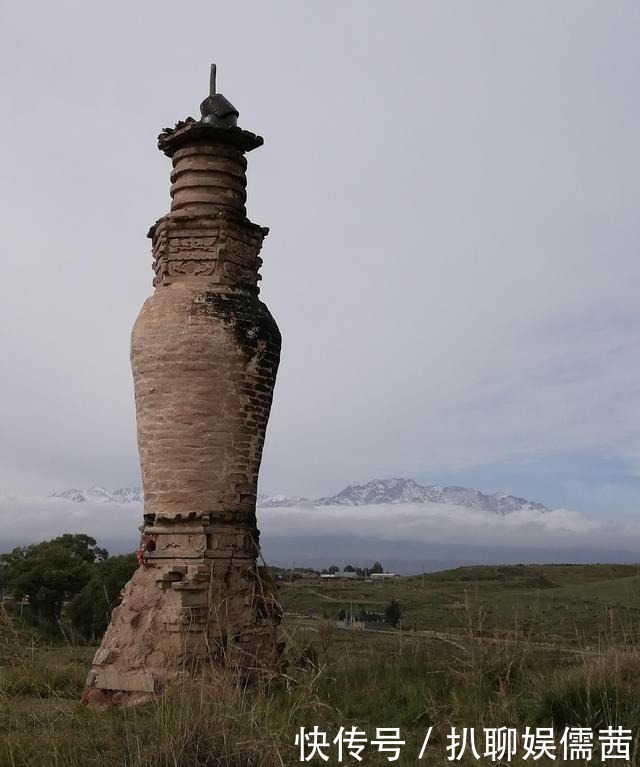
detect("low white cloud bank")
(0, 495), (142, 549)
(0, 495), (638, 557)
(260, 504), (630, 551)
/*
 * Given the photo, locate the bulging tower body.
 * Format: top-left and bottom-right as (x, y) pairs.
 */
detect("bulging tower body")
(84, 70), (282, 704)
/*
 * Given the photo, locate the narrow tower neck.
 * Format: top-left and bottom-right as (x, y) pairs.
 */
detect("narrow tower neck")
(169, 143), (248, 218)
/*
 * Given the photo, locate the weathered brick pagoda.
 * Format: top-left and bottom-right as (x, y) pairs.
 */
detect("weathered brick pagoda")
(83, 66), (282, 705)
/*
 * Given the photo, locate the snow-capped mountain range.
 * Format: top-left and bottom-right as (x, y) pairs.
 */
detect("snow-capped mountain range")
(51, 486), (143, 504)
(319, 478), (549, 515)
(51, 478), (549, 515)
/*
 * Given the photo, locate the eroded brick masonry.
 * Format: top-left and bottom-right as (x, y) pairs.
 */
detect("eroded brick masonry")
(83, 72), (282, 705)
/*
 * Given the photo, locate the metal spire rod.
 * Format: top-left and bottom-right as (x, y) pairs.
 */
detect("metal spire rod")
(209, 63), (217, 96)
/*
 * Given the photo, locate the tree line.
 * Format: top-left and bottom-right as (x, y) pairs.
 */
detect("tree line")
(0, 534), (137, 640)
(323, 561), (385, 575)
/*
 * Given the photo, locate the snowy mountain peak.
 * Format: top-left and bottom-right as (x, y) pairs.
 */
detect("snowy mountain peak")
(51, 488), (88, 503)
(314, 478), (549, 515)
(257, 493), (311, 508)
(51, 487), (143, 504)
(110, 487), (144, 503)
(317, 477), (428, 506)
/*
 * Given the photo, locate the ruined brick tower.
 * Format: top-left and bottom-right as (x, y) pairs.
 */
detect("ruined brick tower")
(83, 66), (282, 704)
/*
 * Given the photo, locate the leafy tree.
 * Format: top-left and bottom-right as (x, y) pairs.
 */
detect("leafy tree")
(384, 599), (402, 628)
(370, 561), (384, 574)
(328, 565), (340, 574)
(343, 564), (355, 572)
(55, 533), (108, 564)
(69, 554), (137, 640)
(0, 534), (108, 625)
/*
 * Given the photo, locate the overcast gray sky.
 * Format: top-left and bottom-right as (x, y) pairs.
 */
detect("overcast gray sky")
(1, 1), (639, 518)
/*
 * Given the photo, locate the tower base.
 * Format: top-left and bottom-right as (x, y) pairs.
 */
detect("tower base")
(82, 512), (283, 707)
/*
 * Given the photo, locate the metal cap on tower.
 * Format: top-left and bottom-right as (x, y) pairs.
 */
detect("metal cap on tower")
(200, 64), (239, 128)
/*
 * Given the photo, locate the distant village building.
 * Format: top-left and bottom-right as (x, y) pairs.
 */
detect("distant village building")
(320, 570), (362, 580)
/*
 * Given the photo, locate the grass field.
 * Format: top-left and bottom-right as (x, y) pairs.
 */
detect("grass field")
(3, 564), (640, 766)
(279, 564), (640, 645)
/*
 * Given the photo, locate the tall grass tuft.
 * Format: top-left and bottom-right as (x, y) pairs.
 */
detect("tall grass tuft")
(527, 650), (640, 731)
